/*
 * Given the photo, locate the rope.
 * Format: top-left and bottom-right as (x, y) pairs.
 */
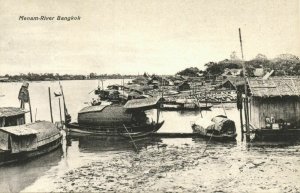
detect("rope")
(123, 124), (138, 152)
(202, 130), (214, 155)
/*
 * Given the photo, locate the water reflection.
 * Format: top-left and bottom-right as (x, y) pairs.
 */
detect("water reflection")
(67, 135), (163, 152)
(0, 148), (63, 193)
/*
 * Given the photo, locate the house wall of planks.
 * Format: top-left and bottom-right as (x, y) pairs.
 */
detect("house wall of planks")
(250, 96), (300, 129)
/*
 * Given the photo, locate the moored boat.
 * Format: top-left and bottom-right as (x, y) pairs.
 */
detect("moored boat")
(0, 107), (62, 166)
(118, 121), (164, 139)
(191, 115), (237, 141)
(67, 97), (164, 135)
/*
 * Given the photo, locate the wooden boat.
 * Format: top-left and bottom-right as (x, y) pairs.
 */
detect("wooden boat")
(119, 121), (164, 139)
(198, 103), (213, 110)
(252, 129), (300, 141)
(54, 92), (62, 97)
(161, 101), (212, 111)
(191, 115), (237, 141)
(0, 107), (62, 166)
(160, 103), (182, 111)
(67, 97), (164, 136)
(67, 121), (164, 136)
(161, 99), (200, 111)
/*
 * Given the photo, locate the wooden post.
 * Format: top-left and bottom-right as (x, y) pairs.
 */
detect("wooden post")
(59, 82), (67, 122)
(48, 87), (53, 123)
(59, 98), (62, 123)
(240, 108), (244, 141)
(28, 96), (33, 123)
(156, 108), (160, 123)
(35, 108), (37, 122)
(239, 28), (250, 141)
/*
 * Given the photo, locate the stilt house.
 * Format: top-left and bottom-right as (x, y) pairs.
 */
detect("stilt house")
(248, 77), (300, 130)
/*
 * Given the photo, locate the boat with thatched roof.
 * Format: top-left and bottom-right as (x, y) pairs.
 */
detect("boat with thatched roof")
(0, 107), (62, 165)
(67, 97), (164, 135)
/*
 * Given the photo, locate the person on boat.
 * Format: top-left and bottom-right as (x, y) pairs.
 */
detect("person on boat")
(18, 82), (29, 109)
(91, 98), (101, 106)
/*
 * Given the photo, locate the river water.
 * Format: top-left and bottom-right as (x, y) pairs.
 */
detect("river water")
(0, 80), (300, 192)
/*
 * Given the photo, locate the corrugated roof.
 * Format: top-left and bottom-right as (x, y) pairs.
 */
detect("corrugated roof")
(0, 125), (38, 136)
(0, 107), (28, 117)
(124, 97), (161, 109)
(248, 77), (300, 97)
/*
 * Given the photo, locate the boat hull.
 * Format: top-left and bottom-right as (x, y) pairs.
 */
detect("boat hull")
(0, 135), (62, 166)
(119, 121), (164, 138)
(253, 129), (300, 141)
(67, 122), (164, 136)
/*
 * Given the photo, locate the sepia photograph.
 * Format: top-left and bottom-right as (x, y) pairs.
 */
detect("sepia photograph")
(0, 0), (300, 192)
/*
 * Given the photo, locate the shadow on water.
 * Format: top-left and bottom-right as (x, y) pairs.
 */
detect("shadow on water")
(0, 147), (63, 193)
(67, 135), (163, 153)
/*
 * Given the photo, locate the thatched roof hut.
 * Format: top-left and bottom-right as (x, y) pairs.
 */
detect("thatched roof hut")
(248, 77), (300, 129)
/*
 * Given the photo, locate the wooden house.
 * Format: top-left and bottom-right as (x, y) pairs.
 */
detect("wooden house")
(178, 81), (190, 91)
(216, 79), (236, 90)
(248, 78), (300, 135)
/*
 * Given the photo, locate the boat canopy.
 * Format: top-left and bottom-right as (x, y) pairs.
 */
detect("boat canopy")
(0, 107), (28, 118)
(0, 125), (37, 136)
(0, 121), (60, 153)
(78, 104), (110, 114)
(123, 97), (161, 110)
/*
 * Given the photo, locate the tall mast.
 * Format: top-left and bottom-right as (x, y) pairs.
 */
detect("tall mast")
(239, 28), (250, 141)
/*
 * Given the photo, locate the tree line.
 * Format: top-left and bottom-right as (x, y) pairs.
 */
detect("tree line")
(1, 73), (138, 82)
(176, 53), (300, 78)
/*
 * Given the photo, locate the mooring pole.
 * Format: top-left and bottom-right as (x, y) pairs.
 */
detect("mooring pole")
(239, 28), (250, 142)
(59, 82), (68, 122)
(48, 87), (53, 123)
(240, 108), (244, 141)
(28, 94), (33, 123)
(59, 98), (62, 124)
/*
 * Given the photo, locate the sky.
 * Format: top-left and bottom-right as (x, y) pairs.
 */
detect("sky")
(0, 0), (299, 75)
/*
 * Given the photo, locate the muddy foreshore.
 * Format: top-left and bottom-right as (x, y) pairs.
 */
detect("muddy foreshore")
(52, 143), (300, 193)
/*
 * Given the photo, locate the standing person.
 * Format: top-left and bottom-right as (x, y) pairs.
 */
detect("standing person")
(18, 82), (29, 109)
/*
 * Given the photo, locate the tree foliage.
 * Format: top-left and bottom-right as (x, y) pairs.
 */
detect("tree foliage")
(176, 67), (203, 77)
(202, 53), (300, 77)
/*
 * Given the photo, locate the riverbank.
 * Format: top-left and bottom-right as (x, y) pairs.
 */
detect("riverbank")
(52, 144), (300, 193)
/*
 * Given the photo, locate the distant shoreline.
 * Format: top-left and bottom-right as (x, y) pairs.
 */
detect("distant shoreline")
(0, 77), (137, 83)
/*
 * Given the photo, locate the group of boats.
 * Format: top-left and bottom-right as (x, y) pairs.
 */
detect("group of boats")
(66, 84), (235, 142)
(4, 80), (299, 166)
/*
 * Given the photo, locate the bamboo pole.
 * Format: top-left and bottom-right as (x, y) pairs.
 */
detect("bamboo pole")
(28, 95), (33, 123)
(35, 108), (37, 122)
(59, 98), (62, 124)
(240, 108), (244, 141)
(239, 28), (250, 141)
(48, 87), (53, 123)
(59, 82), (67, 122)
